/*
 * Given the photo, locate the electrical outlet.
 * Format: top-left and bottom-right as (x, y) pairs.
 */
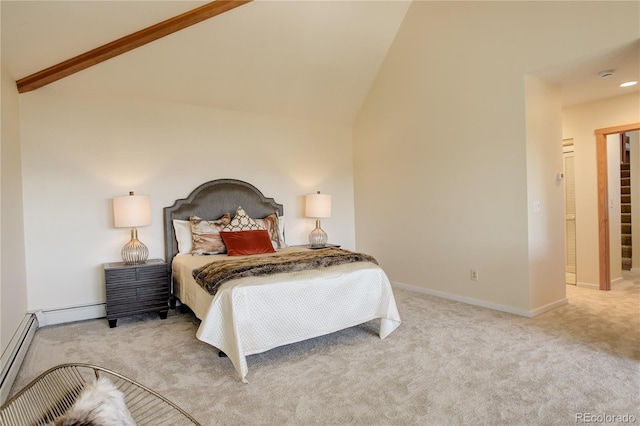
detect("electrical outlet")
(470, 269), (479, 281)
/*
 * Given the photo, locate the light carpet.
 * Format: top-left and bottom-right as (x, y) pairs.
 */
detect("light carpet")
(10, 277), (640, 425)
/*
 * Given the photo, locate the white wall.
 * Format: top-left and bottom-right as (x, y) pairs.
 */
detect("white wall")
(354, 1), (639, 314)
(19, 89), (356, 311)
(525, 76), (565, 309)
(1, 60), (28, 351)
(562, 94), (640, 286)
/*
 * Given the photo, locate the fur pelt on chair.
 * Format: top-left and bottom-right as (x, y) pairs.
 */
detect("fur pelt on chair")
(47, 376), (136, 426)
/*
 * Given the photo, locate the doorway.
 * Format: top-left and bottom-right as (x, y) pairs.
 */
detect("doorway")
(595, 122), (640, 290)
(563, 139), (577, 285)
(620, 131), (637, 272)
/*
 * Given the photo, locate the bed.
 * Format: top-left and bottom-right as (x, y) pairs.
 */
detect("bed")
(163, 179), (401, 382)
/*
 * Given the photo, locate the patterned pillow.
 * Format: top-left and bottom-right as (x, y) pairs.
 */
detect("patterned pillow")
(276, 216), (286, 247)
(222, 206), (263, 232)
(254, 213), (287, 249)
(190, 214), (231, 255)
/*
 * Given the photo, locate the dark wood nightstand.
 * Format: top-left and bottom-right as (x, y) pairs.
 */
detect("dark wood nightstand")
(103, 259), (169, 328)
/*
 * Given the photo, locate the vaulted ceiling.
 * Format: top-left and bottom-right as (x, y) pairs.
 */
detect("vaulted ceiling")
(2, 1), (638, 125)
(2, 0), (411, 124)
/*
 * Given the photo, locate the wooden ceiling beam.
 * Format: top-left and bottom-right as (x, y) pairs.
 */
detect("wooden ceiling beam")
(16, 0), (252, 93)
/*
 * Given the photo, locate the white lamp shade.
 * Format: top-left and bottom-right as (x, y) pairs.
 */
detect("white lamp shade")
(113, 193), (151, 228)
(305, 192), (331, 218)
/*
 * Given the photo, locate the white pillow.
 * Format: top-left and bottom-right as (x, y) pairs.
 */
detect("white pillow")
(173, 219), (193, 256)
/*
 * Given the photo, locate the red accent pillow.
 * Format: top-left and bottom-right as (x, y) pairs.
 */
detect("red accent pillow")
(220, 230), (276, 256)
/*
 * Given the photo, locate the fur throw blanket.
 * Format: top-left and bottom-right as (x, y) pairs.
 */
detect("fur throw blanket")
(47, 376), (136, 426)
(193, 247), (378, 295)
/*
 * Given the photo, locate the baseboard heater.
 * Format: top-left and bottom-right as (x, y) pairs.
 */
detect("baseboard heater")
(0, 314), (38, 404)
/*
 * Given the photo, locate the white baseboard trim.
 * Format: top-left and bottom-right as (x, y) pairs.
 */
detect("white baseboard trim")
(0, 303), (107, 402)
(611, 277), (625, 286)
(1, 314), (38, 404)
(576, 276), (633, 289)
(34, 303), (106, 327)
(528, 298), (569, 317)
(577, 282), (598, 289)
(391, 281), (567, 318)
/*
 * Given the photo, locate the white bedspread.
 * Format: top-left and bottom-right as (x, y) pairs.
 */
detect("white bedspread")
(172, 248), (401, 382)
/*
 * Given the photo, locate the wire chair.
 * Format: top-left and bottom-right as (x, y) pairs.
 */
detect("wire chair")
(1, 363), (200, 426)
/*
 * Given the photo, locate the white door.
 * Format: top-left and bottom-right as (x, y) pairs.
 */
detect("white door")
(563, 143), (577, 285)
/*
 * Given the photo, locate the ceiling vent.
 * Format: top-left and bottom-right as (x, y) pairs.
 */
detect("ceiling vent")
(598, 69), (615, 78)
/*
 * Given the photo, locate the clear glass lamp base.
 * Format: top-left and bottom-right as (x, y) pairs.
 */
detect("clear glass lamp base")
(309, 220), (328, 248)
(121, 228), (149, 265)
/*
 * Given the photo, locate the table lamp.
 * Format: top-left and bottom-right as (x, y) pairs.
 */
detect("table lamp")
(113, 191), (151, 264)
(305, 191), (331, 248)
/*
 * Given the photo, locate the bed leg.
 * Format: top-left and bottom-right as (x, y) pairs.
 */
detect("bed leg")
(218, 351), (227, 358)
(169, 296), (176, 309)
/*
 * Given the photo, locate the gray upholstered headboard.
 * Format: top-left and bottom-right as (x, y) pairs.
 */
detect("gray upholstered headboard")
(163, 179), (284, 264)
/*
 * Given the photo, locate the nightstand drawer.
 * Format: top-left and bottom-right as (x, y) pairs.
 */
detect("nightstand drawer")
(106, 285), (168, 302)
(105, 265), (167, 283)
(107, 295), (168, 316)
(105, 275), (169, 292)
